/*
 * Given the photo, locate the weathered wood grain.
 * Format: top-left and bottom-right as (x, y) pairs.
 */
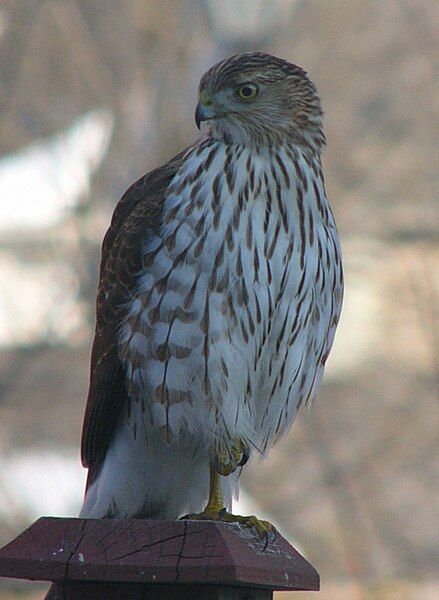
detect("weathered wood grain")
(0, 517), (319, 596)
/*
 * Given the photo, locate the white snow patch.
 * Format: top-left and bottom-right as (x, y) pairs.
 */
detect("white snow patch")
(0, 449), (86, 519)
(0, 109), (113, 232)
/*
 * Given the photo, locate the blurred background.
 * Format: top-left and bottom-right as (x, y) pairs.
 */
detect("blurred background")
(0, 1), (438, 598)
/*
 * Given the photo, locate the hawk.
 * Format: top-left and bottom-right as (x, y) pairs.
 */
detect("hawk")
(79, 52), (343, 537)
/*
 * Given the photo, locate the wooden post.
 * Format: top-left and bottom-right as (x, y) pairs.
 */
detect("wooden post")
(0, 517), (319, 598)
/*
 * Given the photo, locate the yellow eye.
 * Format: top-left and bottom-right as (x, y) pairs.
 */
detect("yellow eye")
(237, 83), (259, 100)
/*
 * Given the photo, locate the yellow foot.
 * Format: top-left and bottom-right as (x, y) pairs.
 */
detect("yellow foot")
(182, 508), (273, 543)
(214, 440), (249, 476)
(221, 511), (273, 542)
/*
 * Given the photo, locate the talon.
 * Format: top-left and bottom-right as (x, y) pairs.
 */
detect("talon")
(238, 444), (250, 467)
(263, 530), (270, 550)
(186, 461), (272, 543)
(221, 512), (273, 542)
(215, 439), (250, 475)
(182, 509), (272, 543)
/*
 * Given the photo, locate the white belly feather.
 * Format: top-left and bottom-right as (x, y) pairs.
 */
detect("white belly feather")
(120, 140), (343, 456)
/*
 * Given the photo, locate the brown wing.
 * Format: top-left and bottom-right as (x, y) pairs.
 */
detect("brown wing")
(81, 151), (185, 488)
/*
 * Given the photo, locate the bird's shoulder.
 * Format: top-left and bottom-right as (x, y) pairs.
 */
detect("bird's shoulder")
(81, 148), (187, 480)
(102, 150), (188, 274)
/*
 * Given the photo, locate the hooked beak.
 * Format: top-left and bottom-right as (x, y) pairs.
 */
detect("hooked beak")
(195, 89), (221, 130)
(195, 102), (212, 130)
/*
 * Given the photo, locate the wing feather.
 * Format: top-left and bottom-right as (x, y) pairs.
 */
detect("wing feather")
(81, 151), (185, 487)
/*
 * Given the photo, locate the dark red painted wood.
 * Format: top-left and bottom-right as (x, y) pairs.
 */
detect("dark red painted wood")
(0, 518), (319, 593)
(47, 582), (273, 599)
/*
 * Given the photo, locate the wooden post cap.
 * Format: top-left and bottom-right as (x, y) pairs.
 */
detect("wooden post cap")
(0, 517), (319, 594)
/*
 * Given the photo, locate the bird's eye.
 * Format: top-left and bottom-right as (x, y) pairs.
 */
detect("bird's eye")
(237, 83), (259, 100)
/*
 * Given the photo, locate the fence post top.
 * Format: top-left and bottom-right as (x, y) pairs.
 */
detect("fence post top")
(0, 517), (319, 593)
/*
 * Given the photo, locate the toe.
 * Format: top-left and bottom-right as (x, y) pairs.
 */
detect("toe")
(215, 460), (235, 476)
(220, 512), (273, 543)
(245, 516), (272, 541)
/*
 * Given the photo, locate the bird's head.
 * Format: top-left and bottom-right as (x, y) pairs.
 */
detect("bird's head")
(195, 52), (325, 150)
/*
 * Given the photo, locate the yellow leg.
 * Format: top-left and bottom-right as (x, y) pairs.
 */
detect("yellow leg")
(182, 450), (273, 542)
(205, 464), (224, 513)
(182, 465), (224, 519)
